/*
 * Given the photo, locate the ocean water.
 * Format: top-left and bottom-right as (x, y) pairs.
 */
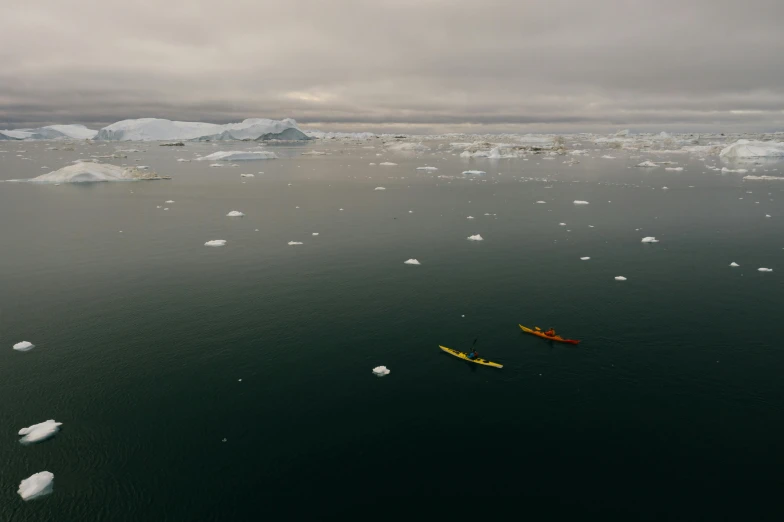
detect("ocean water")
(1, 141), (783, 519)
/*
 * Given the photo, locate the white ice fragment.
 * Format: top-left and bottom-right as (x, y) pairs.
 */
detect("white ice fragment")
(312, 232), (319, 236)
(197, 151), (278, 162)
(13, 341), (35, 352)
(374, 187), (386, 191)
(404, 259), (421, 265)
(226, 211), (245, 217)
(372, 366), (390, 377)
(730, 262), (739, 267)
(580, 257), (590, 260)
(641, 237), (659, 243)
(573, 200), (589, 205)
(379, 162), (397, 166)
(416, 166), (438, 171)
(662, 186), (669, 190)
(636, 161), (658, 168)
(559, 223), (566, 226)
(743, 175), (784, 181)
(758, 268), (773, 272)
(18, 420), (62, 444)
(204, 240), (226, 247)
(467, 216), (475, 219)
(601, 155), (616, 159)
(288, 241), (303, 245)
(615, 276), (627, 281)
(240, 173), (255, 178)
(369, 163), (376, 166)
(467, 234), (484, 241)
(720, 139), (784, 159)
(665, 167), (684, 171)
(721, 167), (748, 173)
(536, 201), (546, 204)
(462, 170), (486, 175)
(165, 200), (174, 203)
(766, 214), (771, 218)
(18, 472), (54, 501)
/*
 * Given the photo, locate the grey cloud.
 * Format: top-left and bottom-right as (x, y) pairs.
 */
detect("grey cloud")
(1, 0), (783, 133)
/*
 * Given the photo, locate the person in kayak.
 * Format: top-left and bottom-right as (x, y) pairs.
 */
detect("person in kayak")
(544, 328), (556, 337)
(468, 349), (479, 360)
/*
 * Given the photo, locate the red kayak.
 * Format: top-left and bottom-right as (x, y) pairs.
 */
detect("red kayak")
(519, 325), (580, 345)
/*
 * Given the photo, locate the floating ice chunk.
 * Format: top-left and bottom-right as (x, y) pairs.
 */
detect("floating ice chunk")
(209, 163), (223, 167)
(636, 161), (658, 168)
(312, 232), (319, 236)
(176, 158), (190, 162)
(536, 201), (546, 204)
(641, 237), (659, 243)
(379, 162), (397, 166)
(615, 276), (627, 281)
(240, 173), (255, 178)
(18, 472), (53, 501)
(372, 366), (390, 377)
(19, 162), (165, 183)
(730, 262), (739, 267)
(559, 223), (566, 226)
(18, 420), (62, 444)
(204, 240), (226, 247)
(766, 214), (772, 218)
(467, 216), (475, 219)
(301, 150), (327, 155)
(404, 259), (421, 265)
(385, 142), (429, 152)
(288, 241), (303, 245)
(369, 163), (376, 165)
(467, 234), (484, 241)
(165, 200), (175, 203)
(758, 268), (773, 272)
(580, 257), (590, 260)
(573, 200), (589, 205)
(374, 187), (386, 191)
(462, 170), (486, 175)
(13, 341), (35, 352)
(197, 151), (278, 161)
(720, 139), (784, 159)
(743, 175), (783, 181)
(226, 211), (245, 217)
(662, 186), (669, 190)
(416, 166), (438, 171)
(665, 167), (684, 171)
(601, 155), (616, 159)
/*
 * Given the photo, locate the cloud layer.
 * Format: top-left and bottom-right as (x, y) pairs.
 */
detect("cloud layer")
(2, 0), (783, 132)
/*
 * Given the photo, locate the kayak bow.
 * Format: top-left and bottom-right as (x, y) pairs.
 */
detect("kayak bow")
(519, 325), (581, 345)
(439, 346), (503, 368)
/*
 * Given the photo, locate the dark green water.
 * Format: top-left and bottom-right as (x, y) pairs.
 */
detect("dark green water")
(1, 141), (783, 519)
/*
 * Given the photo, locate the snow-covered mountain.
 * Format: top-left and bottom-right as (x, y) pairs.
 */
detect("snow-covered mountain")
(95, 118), (310, 142)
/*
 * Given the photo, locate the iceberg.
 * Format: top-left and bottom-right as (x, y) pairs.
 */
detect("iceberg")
(240, 173), (255, 178)
(467, 216), (475, 219)
(95, 118), (309, 142)
(573, 200), (589, 205)
(165, 200), (175, 203)
(18, 472), (54, 501)
(720, 140), (784, 159)
(226, 211), (245, 217)
(372, 366), (390, 377)
(204, 240), (226, 247)
(467, 234), (484, 241)
(721, 167), (748, 173)
(615, 276), (627, 281)
(1, 124), (97, 140)
(758, 268), (773, 272)
(580, 257), (591, 260)
(641, 237), (659, 243)
(18, 420), (62, 444)
(12, 162), (167, 183)
(197, 151), (277, 162)
(601, 155), (616, 159)
(404, 259), (421, 265)
(13, 341), (35, 352)
(730, 262), (739, 267)
(312, 232), (319, 236)
(301, 150), (327, 155)
(535, 201), (546, 204)
(665, 167), (684, 171)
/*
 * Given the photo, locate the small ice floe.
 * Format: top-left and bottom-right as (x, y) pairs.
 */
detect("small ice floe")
(467, 216), (475, 219)
(209, 163), (223, 167)
(288, 241), (303, 245)
(372, 366), (390, 377)
(758, 268), (773, 272)
(722, 167), (748, 173)
(636, 161), (658, 168)
(18, 471), (54, 501)
(416, 166), (438, 171)
(766, 214), (772, 218)
(176, 158), (190, 162)
(379, 162), (397, 166)
(339, 208), (344, 211)
(13, 341), (35, 352)
(536, 201), (546, 204)
(467, 234), (484, 241)
(404, 259), (421, 265)
(573, 200), (589, 205)
(163, 208), (169, 211)
(165, 200), (175, 203)
(408, 210), (413, 213)
(641, 237), (659, 243)
(662, 186), (669, 190)
(730, 262), (739, 267)
(580, 257), (591, 260)
(369, 163), (376, 166)
(204, 240), (227, 247)
(240, 173), (255, 178)
(559, 223), (566, 226)
(615, 276), (627, 281)
(312, 232), (319, 236)
(374, 187), (386, 191)
(462, 170), (486, 175)
(743, 175), (784, 181)
(18, 420), (62, 444)
(226, 211), (245, 217)
(601, 155), (616, 159)
(665, 167), (684, 171)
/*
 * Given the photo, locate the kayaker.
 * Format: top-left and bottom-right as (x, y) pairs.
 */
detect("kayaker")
(468, 349), (478, 360)
(544, 328), (556, 337)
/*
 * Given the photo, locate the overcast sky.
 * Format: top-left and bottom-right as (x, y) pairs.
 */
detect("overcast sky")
(1, 0), (783, 133)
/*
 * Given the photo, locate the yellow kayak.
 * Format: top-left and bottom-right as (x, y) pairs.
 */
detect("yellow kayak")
(439, 346), (503, 368)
